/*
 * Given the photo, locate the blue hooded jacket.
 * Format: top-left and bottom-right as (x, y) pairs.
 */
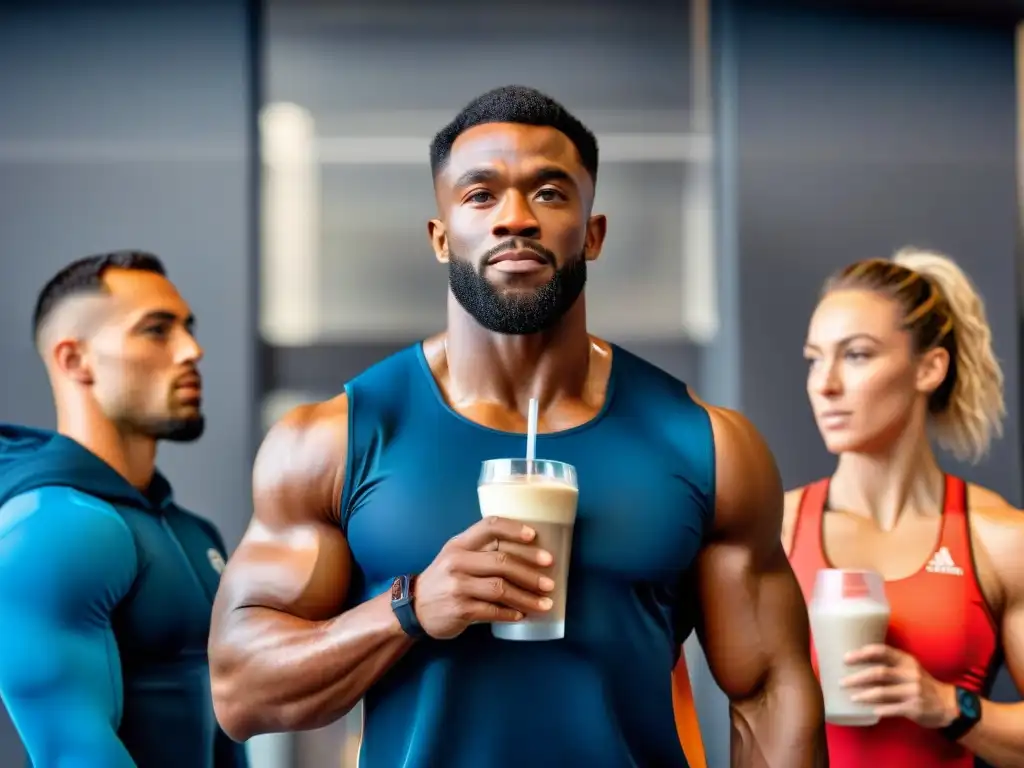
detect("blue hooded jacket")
(0, 424), (248, 768)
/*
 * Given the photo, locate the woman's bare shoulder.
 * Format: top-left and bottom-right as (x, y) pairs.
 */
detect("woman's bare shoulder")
(781, 486), (809, 555)
(966, 483), (1024, 586)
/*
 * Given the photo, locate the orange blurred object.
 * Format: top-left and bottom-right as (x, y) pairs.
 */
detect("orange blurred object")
(672, 656), (707, 768)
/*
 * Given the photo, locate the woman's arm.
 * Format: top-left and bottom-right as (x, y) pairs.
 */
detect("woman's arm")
(950, 493), (1024, 767)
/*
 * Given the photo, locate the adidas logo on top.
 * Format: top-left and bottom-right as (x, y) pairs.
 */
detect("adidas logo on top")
(925, 546), (964, 576)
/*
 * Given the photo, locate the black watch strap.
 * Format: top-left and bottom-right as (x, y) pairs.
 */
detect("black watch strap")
(940, 686), (982, 741)
(390, 574), (427, 639)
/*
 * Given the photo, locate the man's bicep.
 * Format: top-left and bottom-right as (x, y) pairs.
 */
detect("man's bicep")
(0, 490), (137, 765)
(698, 408), (813, 699)
(221, 520), (352, 622)
(0, 609), (135, 767)
(696, 538), (810, 698)
(218, 398), (352, 622)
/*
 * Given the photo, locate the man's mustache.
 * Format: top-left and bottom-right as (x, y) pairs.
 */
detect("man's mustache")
(478, 239), (557, 269)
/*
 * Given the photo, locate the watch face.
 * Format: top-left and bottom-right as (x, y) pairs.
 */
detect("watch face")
(957, 688), (981, 720)
(391, 577), (403, 601)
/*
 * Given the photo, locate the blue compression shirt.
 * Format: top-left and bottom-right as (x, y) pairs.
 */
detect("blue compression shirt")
(0, 424), (248, 768)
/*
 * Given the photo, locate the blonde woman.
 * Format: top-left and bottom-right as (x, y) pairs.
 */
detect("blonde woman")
(784, 248), (1024, 767)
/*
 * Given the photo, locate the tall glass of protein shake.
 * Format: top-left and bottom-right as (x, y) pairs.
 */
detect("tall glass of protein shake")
(809, 568), (891, 726)
(478, 399), (578, 641)
(477, 457), (578, 641)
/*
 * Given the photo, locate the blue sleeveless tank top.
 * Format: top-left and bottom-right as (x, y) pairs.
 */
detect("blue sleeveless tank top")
(340, 343), (715, 768)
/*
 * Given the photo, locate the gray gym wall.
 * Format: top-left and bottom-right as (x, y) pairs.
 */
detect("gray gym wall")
(0, 0), (257, 764)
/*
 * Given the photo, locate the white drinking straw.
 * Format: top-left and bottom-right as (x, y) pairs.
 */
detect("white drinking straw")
(526, 397), (539, 472)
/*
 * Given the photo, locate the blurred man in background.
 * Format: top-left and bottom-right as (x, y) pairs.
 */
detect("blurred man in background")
(0, 251), (247, 768)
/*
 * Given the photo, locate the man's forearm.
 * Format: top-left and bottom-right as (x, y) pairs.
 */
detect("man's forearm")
(731, 661), (828, 768)
(956, 699), (1024, 767)
(211, 592), (414, 740)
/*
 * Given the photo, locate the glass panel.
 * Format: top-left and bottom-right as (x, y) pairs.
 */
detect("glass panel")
(262, 160), (705, 342)
(261, 0), (715, 347)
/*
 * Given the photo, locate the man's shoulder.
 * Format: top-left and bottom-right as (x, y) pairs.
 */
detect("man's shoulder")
(698, 401), (770, 460)
(610, 343), (695, 397)
(609, 347), (711, 434)
(254, 393), (350, 527)
(693, 404), (783, 534)
(0, 486), (138, 598)
(0, 486), (133, 540)
(345, 342), (424, 394)
(262, 392), (350, 459)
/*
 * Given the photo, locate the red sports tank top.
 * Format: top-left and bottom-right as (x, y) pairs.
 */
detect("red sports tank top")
(789, 475), (1000, 768)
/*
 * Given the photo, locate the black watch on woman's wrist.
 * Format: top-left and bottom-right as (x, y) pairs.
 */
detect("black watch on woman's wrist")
(939, 686), (982, 741)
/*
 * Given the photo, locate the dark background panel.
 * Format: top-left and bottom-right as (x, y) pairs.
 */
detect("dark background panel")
(0, 0), (256, 762)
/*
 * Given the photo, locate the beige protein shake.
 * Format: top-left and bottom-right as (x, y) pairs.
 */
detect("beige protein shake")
(478, 458), (578, 641)
(809, 568), (891, 726)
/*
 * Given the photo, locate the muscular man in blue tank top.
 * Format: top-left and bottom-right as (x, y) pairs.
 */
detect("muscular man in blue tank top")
(210, 86), (826, 767)
(0, 252), (248, 767)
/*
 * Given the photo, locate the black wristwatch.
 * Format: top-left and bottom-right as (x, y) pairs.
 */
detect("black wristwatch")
(390, 574), (427, 639)
(940, 686), (982, 741)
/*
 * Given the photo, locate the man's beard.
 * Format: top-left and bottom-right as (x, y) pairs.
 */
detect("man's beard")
(143, 415), (205, 443)
(448, 241), (587, 335)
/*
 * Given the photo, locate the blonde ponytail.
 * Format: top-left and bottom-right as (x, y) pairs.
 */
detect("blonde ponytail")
(892, 247), (1005, 463)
